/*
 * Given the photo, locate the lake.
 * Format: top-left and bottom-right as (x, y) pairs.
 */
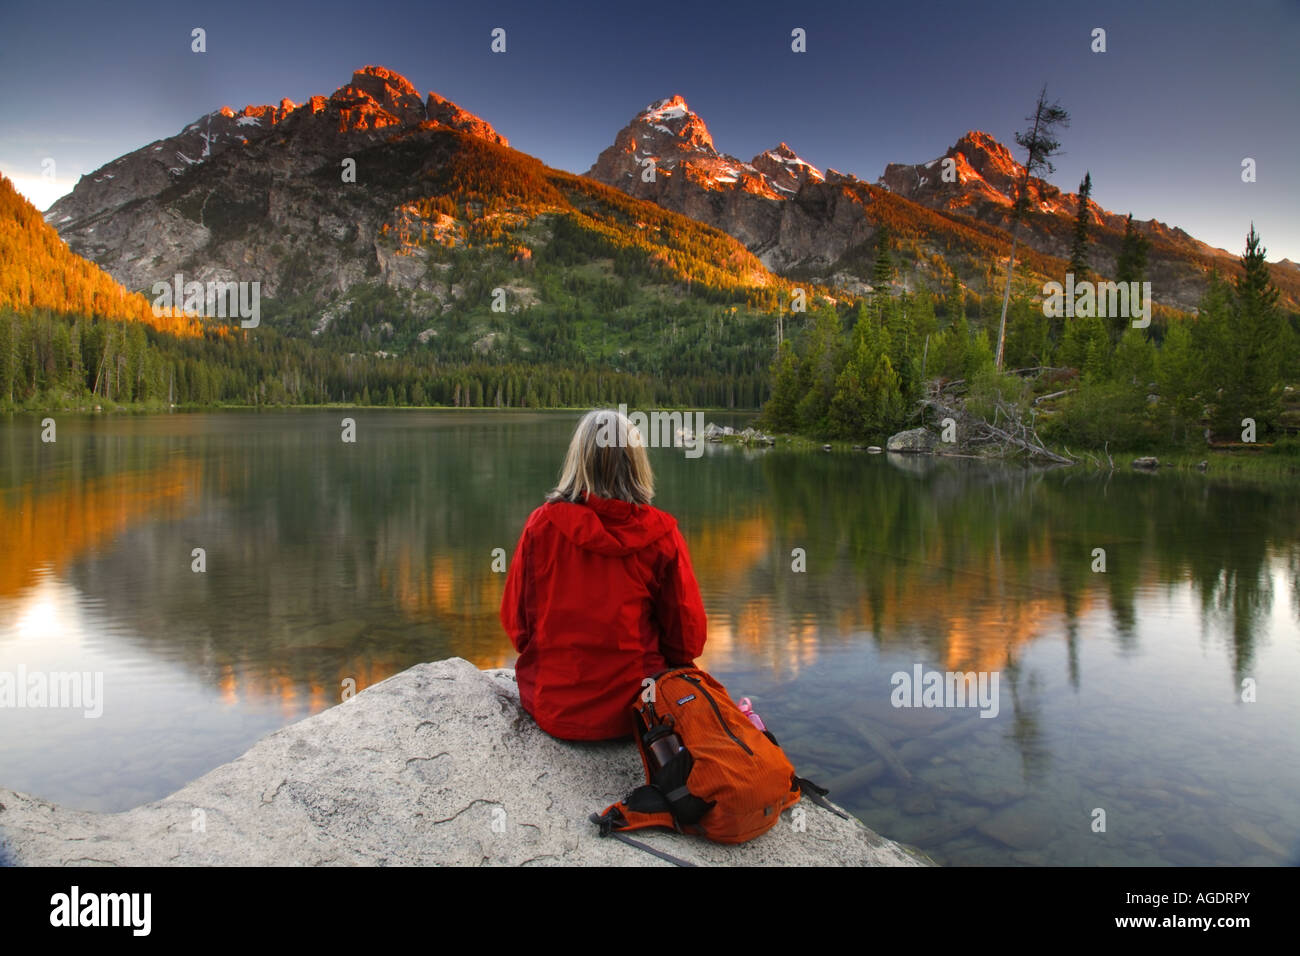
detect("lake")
(1, 408), (1297, 865)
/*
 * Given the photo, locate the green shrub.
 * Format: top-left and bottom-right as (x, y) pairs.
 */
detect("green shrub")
(1042, 379), (1154, 449)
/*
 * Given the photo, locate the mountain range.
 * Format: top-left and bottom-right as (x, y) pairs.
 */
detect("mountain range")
(37, 65), (1300, 330)
(585, 96), (1300, 310)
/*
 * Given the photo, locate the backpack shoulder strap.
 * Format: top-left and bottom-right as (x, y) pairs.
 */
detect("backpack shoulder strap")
(587, 812), (697, 867)
(794, 775), (850, 819)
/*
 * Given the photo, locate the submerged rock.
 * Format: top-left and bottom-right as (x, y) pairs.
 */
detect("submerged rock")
(975, 800), (1060, 851)
(0, 658), (924, 867)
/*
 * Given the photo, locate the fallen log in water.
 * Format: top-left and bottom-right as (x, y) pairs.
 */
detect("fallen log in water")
(825, 758), (886, 797)
(896, 711), (987, 762)
(833, 715), (913, 786)
(826, 711), (990, 800)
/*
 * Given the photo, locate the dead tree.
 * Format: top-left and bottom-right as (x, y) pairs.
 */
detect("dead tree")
(919, 380), (1075, 464)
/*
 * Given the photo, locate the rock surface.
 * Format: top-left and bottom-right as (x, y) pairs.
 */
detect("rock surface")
(886, 427), (937, 453)
(0, 658), (925, 867)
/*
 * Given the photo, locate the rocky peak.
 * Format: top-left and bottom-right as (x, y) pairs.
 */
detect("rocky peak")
(319, 65), (507, 142)
(948, 130), (1025, 196)
(589, 97), (836, 203)
(878, 130), (1030, 208)
(329, 65), (429, 131)
(348, 65), (421, 101)
(318, 66), (505, 142)
(590, 96), (820, 200)
(750, 142), (824, 194)
(425, 91), (508, 146)
(585, 95), (731, 188)
(216, 100), (298, 130)
(639, 95), (716, 152)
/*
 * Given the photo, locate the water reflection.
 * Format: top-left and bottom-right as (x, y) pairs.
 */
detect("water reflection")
(0, 411), (1297, 865)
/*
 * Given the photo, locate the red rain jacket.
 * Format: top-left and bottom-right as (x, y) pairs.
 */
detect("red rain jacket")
(500, 493), (708, 740)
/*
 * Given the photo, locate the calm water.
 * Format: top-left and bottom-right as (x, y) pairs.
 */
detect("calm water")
(1, 409), (1297, 866)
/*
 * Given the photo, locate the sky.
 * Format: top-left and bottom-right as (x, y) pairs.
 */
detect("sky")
(2, 0), (1297, 259)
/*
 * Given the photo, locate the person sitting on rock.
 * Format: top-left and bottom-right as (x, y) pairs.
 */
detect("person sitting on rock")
(500, 408), (707, 741)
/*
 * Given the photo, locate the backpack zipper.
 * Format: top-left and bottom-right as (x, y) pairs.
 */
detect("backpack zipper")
(678, 674), (753, 755)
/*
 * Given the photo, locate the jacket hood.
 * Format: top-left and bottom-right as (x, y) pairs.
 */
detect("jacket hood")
(541, 494), (675, 556)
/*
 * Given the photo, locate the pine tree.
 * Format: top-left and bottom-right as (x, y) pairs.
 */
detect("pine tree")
(1068, 172), (1092, 280)
(866, 348), (906, 433)
(873, 227), (894, 325)
(912, 293), (939, 378)
(828, 314), (904, 438)
(932, 311), (971, 381)
(943, 277), (965, 337)
(884, 294), (919, 398)
(794, 307), (845, 435)
(763, 340), (801, 430)
(1112, 327), (1155, 387)
(872, 225), (894, 301)
(965, 327), (995, 378)
(995, 86), (1070, 368)
(0, 312), (17, 404)
(1205, 225), (1286, 437)
(1155, 320), (1202, 443)
(912, 290), (938, 339)
(1083, 330), (1112, 382)
(1059, 313), (1109, 373)
(1115, 213), (1150, 285)
(68, 320), (85, 392)
(1109, 213), (1153, 344)
(1004, 296), (1050, 370)
(828, 347), (871, 439)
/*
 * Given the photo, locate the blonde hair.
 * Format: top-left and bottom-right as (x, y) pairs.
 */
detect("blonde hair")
(546, 408), (655, 505)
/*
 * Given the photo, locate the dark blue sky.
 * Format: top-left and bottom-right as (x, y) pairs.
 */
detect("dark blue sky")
(2, 0), (1297, 259)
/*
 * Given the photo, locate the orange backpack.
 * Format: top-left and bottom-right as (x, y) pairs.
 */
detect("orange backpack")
(590, 667), (844, 856)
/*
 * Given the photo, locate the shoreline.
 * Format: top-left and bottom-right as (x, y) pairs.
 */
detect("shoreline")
(716, 429), (1299, 482)
(10, 403), (1292, 479)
